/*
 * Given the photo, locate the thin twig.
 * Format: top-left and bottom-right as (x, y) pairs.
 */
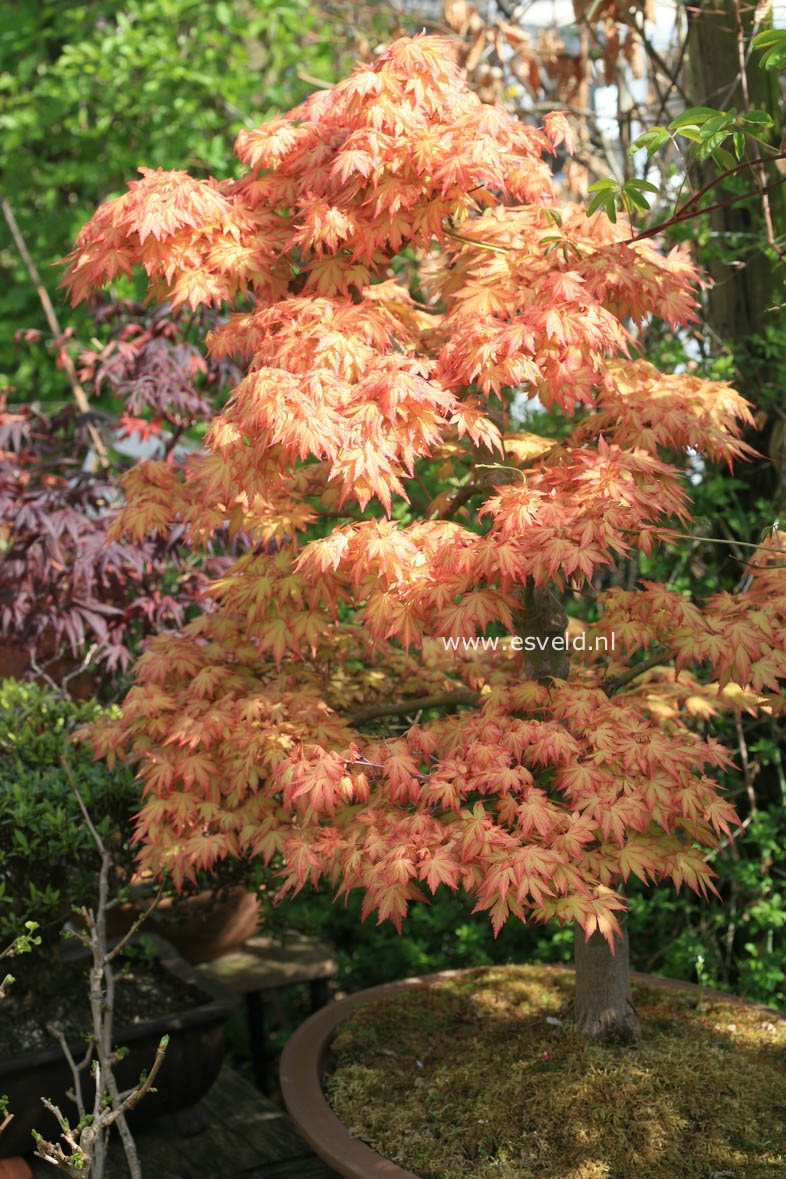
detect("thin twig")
(627, 173), (786, 243)
(443, 227), (512, 254)
(47, 1024), (86, 1116)
(624, 8), (690, 103)
(732, 0), (781, 255)
(296, 70), (334, 89)
(735, 711), (759, 818)
(63, 760), (107, 858)
(105, 881), (166, 963)
(678, 149), (786, 217)
(44, 756), (167, 1179)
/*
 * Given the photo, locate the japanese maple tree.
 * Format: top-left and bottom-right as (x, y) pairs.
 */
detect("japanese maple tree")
(63, 35), (786, 1041)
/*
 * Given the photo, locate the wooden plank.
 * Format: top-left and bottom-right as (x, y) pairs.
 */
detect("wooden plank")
(249, 1156), (341, 1177)
(197, 934), (338, 994)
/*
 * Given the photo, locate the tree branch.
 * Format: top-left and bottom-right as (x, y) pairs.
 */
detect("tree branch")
(349, 687), (481, 725)
(627, 172), (786, 243)
(678, 149), (786, 217)
(46, 1024), (87, 1118)
(601, 649), (669, 694)
(105, 880), (165, 964)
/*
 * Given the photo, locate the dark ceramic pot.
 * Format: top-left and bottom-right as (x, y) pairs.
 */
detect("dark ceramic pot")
(0, 934), (239, 1158)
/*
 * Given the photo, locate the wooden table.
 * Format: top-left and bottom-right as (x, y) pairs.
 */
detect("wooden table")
(29, 1065), (340, 1178)
(197, 933), (339, 1092)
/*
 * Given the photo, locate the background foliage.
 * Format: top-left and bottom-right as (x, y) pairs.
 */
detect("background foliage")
(0, 0), (341, 404)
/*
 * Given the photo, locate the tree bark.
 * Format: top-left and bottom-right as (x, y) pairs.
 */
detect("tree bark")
(687, 1), (786, 510)
(573, 921), (641, 1042)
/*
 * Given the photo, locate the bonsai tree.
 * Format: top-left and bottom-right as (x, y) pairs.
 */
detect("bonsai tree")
(62, 35), (786, 1041)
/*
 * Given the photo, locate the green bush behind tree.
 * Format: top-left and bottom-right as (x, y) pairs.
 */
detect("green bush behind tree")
(0, 0), (340, 405)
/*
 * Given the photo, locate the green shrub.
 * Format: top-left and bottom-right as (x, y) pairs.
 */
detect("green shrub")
(0, 679), (139, 952)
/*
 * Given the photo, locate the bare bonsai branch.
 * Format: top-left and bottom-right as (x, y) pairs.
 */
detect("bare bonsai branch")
(105, 881), (166, 965)
(32, 761), (169, 1178)
(46, 1025), (86, 1118)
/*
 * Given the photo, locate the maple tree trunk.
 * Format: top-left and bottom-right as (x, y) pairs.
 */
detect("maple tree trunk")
(513, 583), (641, 1041)
(573, 921), (640, 1042)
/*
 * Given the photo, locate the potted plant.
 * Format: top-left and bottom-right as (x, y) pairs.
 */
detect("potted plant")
(104, 869), (262, 965)
(0, 681), (239, 1160)
(60, 30), (786, 1171)
(0, 673), (263, 962)
(279, 963), (786, 1178)
(3, 928), (238, 1166)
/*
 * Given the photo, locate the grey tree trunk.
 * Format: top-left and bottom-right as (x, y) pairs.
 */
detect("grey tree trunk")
(573, 921), (640, 1042)
(687, 0), (786, 510)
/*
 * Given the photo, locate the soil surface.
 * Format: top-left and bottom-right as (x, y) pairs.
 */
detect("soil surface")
(0, 944), (198, 1055)
(326, 964), (786, 1179)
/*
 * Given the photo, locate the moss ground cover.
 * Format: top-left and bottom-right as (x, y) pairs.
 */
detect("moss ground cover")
(327, 965), (786, 1179)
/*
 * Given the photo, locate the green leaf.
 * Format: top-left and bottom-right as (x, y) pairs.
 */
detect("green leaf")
(622, 182), (651, 212)
(668, 107), (720, 130)
(743, 110), (774, 127)
(733, 131), (745, 161)
(629, 127), (669, 157)
(699, 114), (733, 140)
(587, 177), (617, 192)
(752, 28), (786, 49)
(627, 178), (659, 194)
(710, 147), (737, 170)
(587, 189), (616, 221)
(676, 126), (703, 143)
(696, 132), (733, 162)
(761, 44), (786, 71)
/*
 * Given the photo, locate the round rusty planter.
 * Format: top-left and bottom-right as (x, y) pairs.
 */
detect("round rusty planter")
(105, 884), (259, 964)
(279, 964), (785, 1179)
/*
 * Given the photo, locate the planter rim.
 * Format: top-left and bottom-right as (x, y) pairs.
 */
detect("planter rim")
(279, 963), (785, 1179)
(0, 932), (239, 1078)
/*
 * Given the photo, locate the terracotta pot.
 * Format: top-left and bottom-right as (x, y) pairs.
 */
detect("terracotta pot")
(106, 885), (259, 965)
(279, 965), (786, 1179)
(0, 934), (239, 1159)
(0, 1158), (32, 1179)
